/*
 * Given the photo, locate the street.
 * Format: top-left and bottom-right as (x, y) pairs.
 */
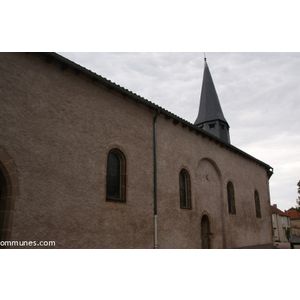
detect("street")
(274, 236), (300, 249)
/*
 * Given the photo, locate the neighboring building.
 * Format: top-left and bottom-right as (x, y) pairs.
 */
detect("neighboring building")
(0, 53), (274, 248)
(286, 207), (300, 237)
(271, 204), (291, 242)
(285, 207), (300, 219)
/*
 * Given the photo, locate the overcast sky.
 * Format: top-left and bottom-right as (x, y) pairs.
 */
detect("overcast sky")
(3, 1), (300, 296)
(59, 52), (300, 211)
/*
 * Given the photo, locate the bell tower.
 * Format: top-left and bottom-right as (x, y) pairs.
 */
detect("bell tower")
(194, 57), (230, 143)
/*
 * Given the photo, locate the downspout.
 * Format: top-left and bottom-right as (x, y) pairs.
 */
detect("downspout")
(153, 109), (160, 249)
(267, 168), (274, 246)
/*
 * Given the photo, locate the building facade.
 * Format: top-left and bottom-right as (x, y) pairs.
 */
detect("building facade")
(0, 52), (273, 248)
(271, 205), (291, 243)
(286, 207), (300, 237)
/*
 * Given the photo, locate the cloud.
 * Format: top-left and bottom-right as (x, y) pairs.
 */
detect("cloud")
(59, 52), (300, 211)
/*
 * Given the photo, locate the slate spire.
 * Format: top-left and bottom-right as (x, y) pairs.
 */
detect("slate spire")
(194, 58), (230, 143)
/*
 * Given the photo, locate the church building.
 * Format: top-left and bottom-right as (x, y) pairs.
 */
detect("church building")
(0, 53), (273, 248)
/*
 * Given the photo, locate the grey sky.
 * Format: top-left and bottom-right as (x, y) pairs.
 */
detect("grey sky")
(59, 52), (300, 212)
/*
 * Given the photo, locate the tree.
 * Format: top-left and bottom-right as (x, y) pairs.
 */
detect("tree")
(297, 180), (300, 212)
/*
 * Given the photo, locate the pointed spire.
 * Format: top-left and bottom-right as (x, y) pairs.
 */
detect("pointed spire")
(194, 57), (230, 143)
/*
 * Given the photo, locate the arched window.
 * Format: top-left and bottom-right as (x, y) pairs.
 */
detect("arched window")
(254, 190), (261, 218)
(106, 149), (126, 202)
(227, 181), (236, 214)
(179, 169), (191, 209)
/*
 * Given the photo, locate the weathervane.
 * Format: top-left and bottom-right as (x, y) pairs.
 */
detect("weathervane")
(204, 52), (207, 62)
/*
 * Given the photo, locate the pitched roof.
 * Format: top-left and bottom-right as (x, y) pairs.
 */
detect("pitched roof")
(194, 60), (228, 126)
(31, 52), (273, 178)
(287, 207), (298, 212)
(270, 205), (289, 217)
(286, 208), (300, 219)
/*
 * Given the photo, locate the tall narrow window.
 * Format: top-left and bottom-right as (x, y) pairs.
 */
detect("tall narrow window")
(106, 149), (126, 202)
(254, 190), (261, 218)
(179, 169), (191, 209)
(227, 181), (236, 214)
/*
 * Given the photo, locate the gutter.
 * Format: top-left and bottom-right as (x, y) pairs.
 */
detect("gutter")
(153, 109), (160, 249)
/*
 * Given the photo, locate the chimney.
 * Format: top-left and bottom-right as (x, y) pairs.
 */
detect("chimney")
(273, 204), (277, 208)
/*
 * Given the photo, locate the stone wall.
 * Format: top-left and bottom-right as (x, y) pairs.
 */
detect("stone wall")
(0, 53), (273, 248)
(0, 53), (155, 248)
(156, 114), (272, 248)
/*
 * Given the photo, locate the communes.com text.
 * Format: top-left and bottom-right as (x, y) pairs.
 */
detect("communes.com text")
(0, 240), (55, 247)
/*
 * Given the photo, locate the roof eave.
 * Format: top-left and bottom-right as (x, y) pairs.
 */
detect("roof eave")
(32, 52), (274, 178)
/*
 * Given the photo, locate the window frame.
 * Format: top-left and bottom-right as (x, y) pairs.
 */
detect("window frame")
(106, 148), (126, 203)
(227, 181), (236, 214)
(254, 190), (261, 218)
(179, 169), (192, 209)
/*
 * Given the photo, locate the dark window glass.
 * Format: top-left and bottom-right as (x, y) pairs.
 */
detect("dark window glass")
(180, 171), (187, 207)
(227, 182), (236, 214)
(107, 152), (120, 199)
(179, 169), (191, 209)
(255, 191), (261, 218)
(106, 149), (126, 202)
